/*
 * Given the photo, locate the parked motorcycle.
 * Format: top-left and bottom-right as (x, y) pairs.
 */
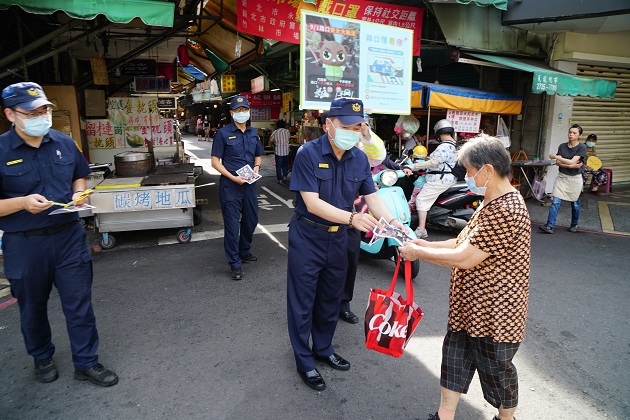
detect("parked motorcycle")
(359, 169), (420, 280)
(409, 180), (482, 232)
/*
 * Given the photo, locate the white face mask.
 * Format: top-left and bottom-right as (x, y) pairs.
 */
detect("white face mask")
(17, 114), (52, 137)
(464, 165), (489, 196)
(232, 111), (250, 123)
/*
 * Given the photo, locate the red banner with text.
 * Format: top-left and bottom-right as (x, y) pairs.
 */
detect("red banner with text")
(237, 0), (423, 56)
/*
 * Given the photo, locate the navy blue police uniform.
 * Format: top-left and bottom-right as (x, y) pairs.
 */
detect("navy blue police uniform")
(287, 132), (376, 373)
(211, 121), (263, 269)
(0, 127), (98, 370)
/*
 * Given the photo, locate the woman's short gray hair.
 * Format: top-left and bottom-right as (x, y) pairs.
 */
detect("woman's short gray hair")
(458, 134), (512, 177)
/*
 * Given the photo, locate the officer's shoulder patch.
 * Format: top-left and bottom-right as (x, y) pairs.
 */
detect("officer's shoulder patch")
(318, 163), (329, 169)
(6, 159), (23, 165)
(228, 135), (237, 139)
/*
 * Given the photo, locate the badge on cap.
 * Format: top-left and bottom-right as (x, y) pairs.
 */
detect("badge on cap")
(27, 88), (39, 97)
(352, 103), (361, 112)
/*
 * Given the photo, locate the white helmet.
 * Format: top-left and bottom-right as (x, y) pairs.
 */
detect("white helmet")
(434, 119), (455, 137)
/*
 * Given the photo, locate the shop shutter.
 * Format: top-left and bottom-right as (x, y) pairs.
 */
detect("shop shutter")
(573, 65), (630, 184)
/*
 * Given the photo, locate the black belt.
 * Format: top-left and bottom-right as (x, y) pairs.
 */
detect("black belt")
(297, 215), (342, 233)
(9, 220), (78, 237)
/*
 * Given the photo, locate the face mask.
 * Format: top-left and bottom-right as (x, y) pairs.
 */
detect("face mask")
(330, 126), (361, 150)
(464, 165), (489, 196)
(232, 111), (250, 123)
(586, 141), (596, 147)
(17, 114), (52, 137)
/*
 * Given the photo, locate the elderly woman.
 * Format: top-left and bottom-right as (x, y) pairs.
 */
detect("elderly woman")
(399, 135), (531, 420)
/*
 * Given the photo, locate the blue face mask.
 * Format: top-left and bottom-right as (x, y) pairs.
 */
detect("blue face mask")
(586, 141), (596, 147)
(232, 111), (250, 123)
(17, 114), (52, 137)
(464, 165), (488, 196)
(330, 126), (361, 150)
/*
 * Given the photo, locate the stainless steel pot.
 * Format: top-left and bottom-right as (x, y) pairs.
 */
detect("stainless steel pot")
(114, 152), (152, 177)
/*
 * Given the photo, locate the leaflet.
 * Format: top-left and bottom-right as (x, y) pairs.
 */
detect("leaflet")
(49, 203), (96, 215)
(368, 217), (414, 247)
(236, 164), (261, 184)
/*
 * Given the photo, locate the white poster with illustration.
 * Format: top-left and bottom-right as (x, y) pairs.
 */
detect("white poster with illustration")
(300, 11), (412, 114)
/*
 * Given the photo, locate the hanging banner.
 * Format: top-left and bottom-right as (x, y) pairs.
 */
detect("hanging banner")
(282, 92), (293, 113)
(85, 119), (116, 149)
(90, 57), (109, 86)
(300, 11), (412, 114)
(237, 0), (423, 56)
(107, 97), (160, 127)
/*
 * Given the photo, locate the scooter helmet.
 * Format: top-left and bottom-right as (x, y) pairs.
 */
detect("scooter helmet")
(434, 119), (455, 137)
(412, 145), (427, 159)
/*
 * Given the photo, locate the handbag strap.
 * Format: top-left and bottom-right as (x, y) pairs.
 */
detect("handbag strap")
(385, 255), (402, 296)
(386, 256), (416, 304)
(404, 260), (414, 304)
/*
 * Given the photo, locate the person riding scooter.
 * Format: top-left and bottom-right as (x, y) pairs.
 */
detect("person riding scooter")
(406, 119), (458, 238)
(407, 145), (428, 211)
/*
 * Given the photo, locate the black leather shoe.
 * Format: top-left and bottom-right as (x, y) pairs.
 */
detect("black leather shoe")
(241, 254), (258, 263)
(339, 310), (359, 324)
(34, 357), (59, 383)
(297, 368), (325, 391)
(231, 267), (243, 281)
(315, 353), (351, 371)
(74, 363), (118, 387)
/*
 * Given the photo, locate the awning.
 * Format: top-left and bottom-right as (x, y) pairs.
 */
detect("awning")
(0, 0), (174, 27)
(455, 0), (507, 11)
(178, 59), (207, 81)
(411, 81), (523, 115)
(468, 53), (618, 98)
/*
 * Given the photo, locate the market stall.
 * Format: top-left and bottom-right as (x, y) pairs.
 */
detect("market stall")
(85, 96), (202, 248)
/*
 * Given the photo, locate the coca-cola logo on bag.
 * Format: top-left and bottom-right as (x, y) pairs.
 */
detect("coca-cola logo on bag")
(368, 313), (408, 339)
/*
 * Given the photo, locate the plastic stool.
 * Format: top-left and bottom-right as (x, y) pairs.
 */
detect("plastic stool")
(590, 168), (613, 194)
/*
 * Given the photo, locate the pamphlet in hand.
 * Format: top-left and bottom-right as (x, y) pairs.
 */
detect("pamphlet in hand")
(236, 164), (262, 184)
(49, 203), (96, 215)
(368, 217), (414, 247)
(48, 189), (96, 215)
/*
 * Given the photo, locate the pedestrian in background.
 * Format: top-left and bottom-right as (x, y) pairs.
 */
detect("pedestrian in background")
(582, 134), (608, 195)
(211, 95), (262, 281)
(286, 98), (407, 391)
(400, 135), (531, 420)
(196, 114), (203, 141)
(540, 124), (586, 234)
(203, 116), (210, 141)
(0, 82), (118, 387)
(269, 119), (291, 184)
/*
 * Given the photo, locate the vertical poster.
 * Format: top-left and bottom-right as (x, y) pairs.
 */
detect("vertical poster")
(300, 11), (412, 114)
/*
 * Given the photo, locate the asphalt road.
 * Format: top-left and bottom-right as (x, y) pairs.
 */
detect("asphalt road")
(0, 136), (629, 419)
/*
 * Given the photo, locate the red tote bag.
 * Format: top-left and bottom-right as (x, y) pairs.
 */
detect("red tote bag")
(364, 256), (424, 358)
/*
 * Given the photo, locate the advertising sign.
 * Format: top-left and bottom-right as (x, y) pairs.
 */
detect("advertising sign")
(236, 0), (423, 56)
(300, 11), (412, 114)
(157, 97), (176, 109)
(446, 109), (482, 134)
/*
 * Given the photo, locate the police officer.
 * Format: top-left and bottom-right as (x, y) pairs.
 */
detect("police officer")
(287, 98), (407, 391)
(0, 82), (118, 386)
(211, 95), (263, 281)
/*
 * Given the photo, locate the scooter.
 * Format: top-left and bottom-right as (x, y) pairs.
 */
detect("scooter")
(359, 169), (420, 280)
(410, 180), (482, 232)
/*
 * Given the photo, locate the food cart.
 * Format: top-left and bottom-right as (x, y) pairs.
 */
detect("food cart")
(90, 164), (202, 250)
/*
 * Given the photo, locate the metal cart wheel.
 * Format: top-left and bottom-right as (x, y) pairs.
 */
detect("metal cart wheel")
(99, 233), (116, 250)
(177, 228), (192, 244)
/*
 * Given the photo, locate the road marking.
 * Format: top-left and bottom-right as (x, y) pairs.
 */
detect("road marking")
(157, 223), (289, 245)
(598, 201), (630, 236)
(260, 186), (294, 208)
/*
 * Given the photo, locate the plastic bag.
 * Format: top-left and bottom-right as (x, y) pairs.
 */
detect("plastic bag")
(497, 116), (510, 148)
(394, 115), (420, 139)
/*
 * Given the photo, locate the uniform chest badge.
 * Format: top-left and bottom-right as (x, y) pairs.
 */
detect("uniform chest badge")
(318, 163), (329, 168)
(228, 136), (237, 139)
(6, 159), (23, 165)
